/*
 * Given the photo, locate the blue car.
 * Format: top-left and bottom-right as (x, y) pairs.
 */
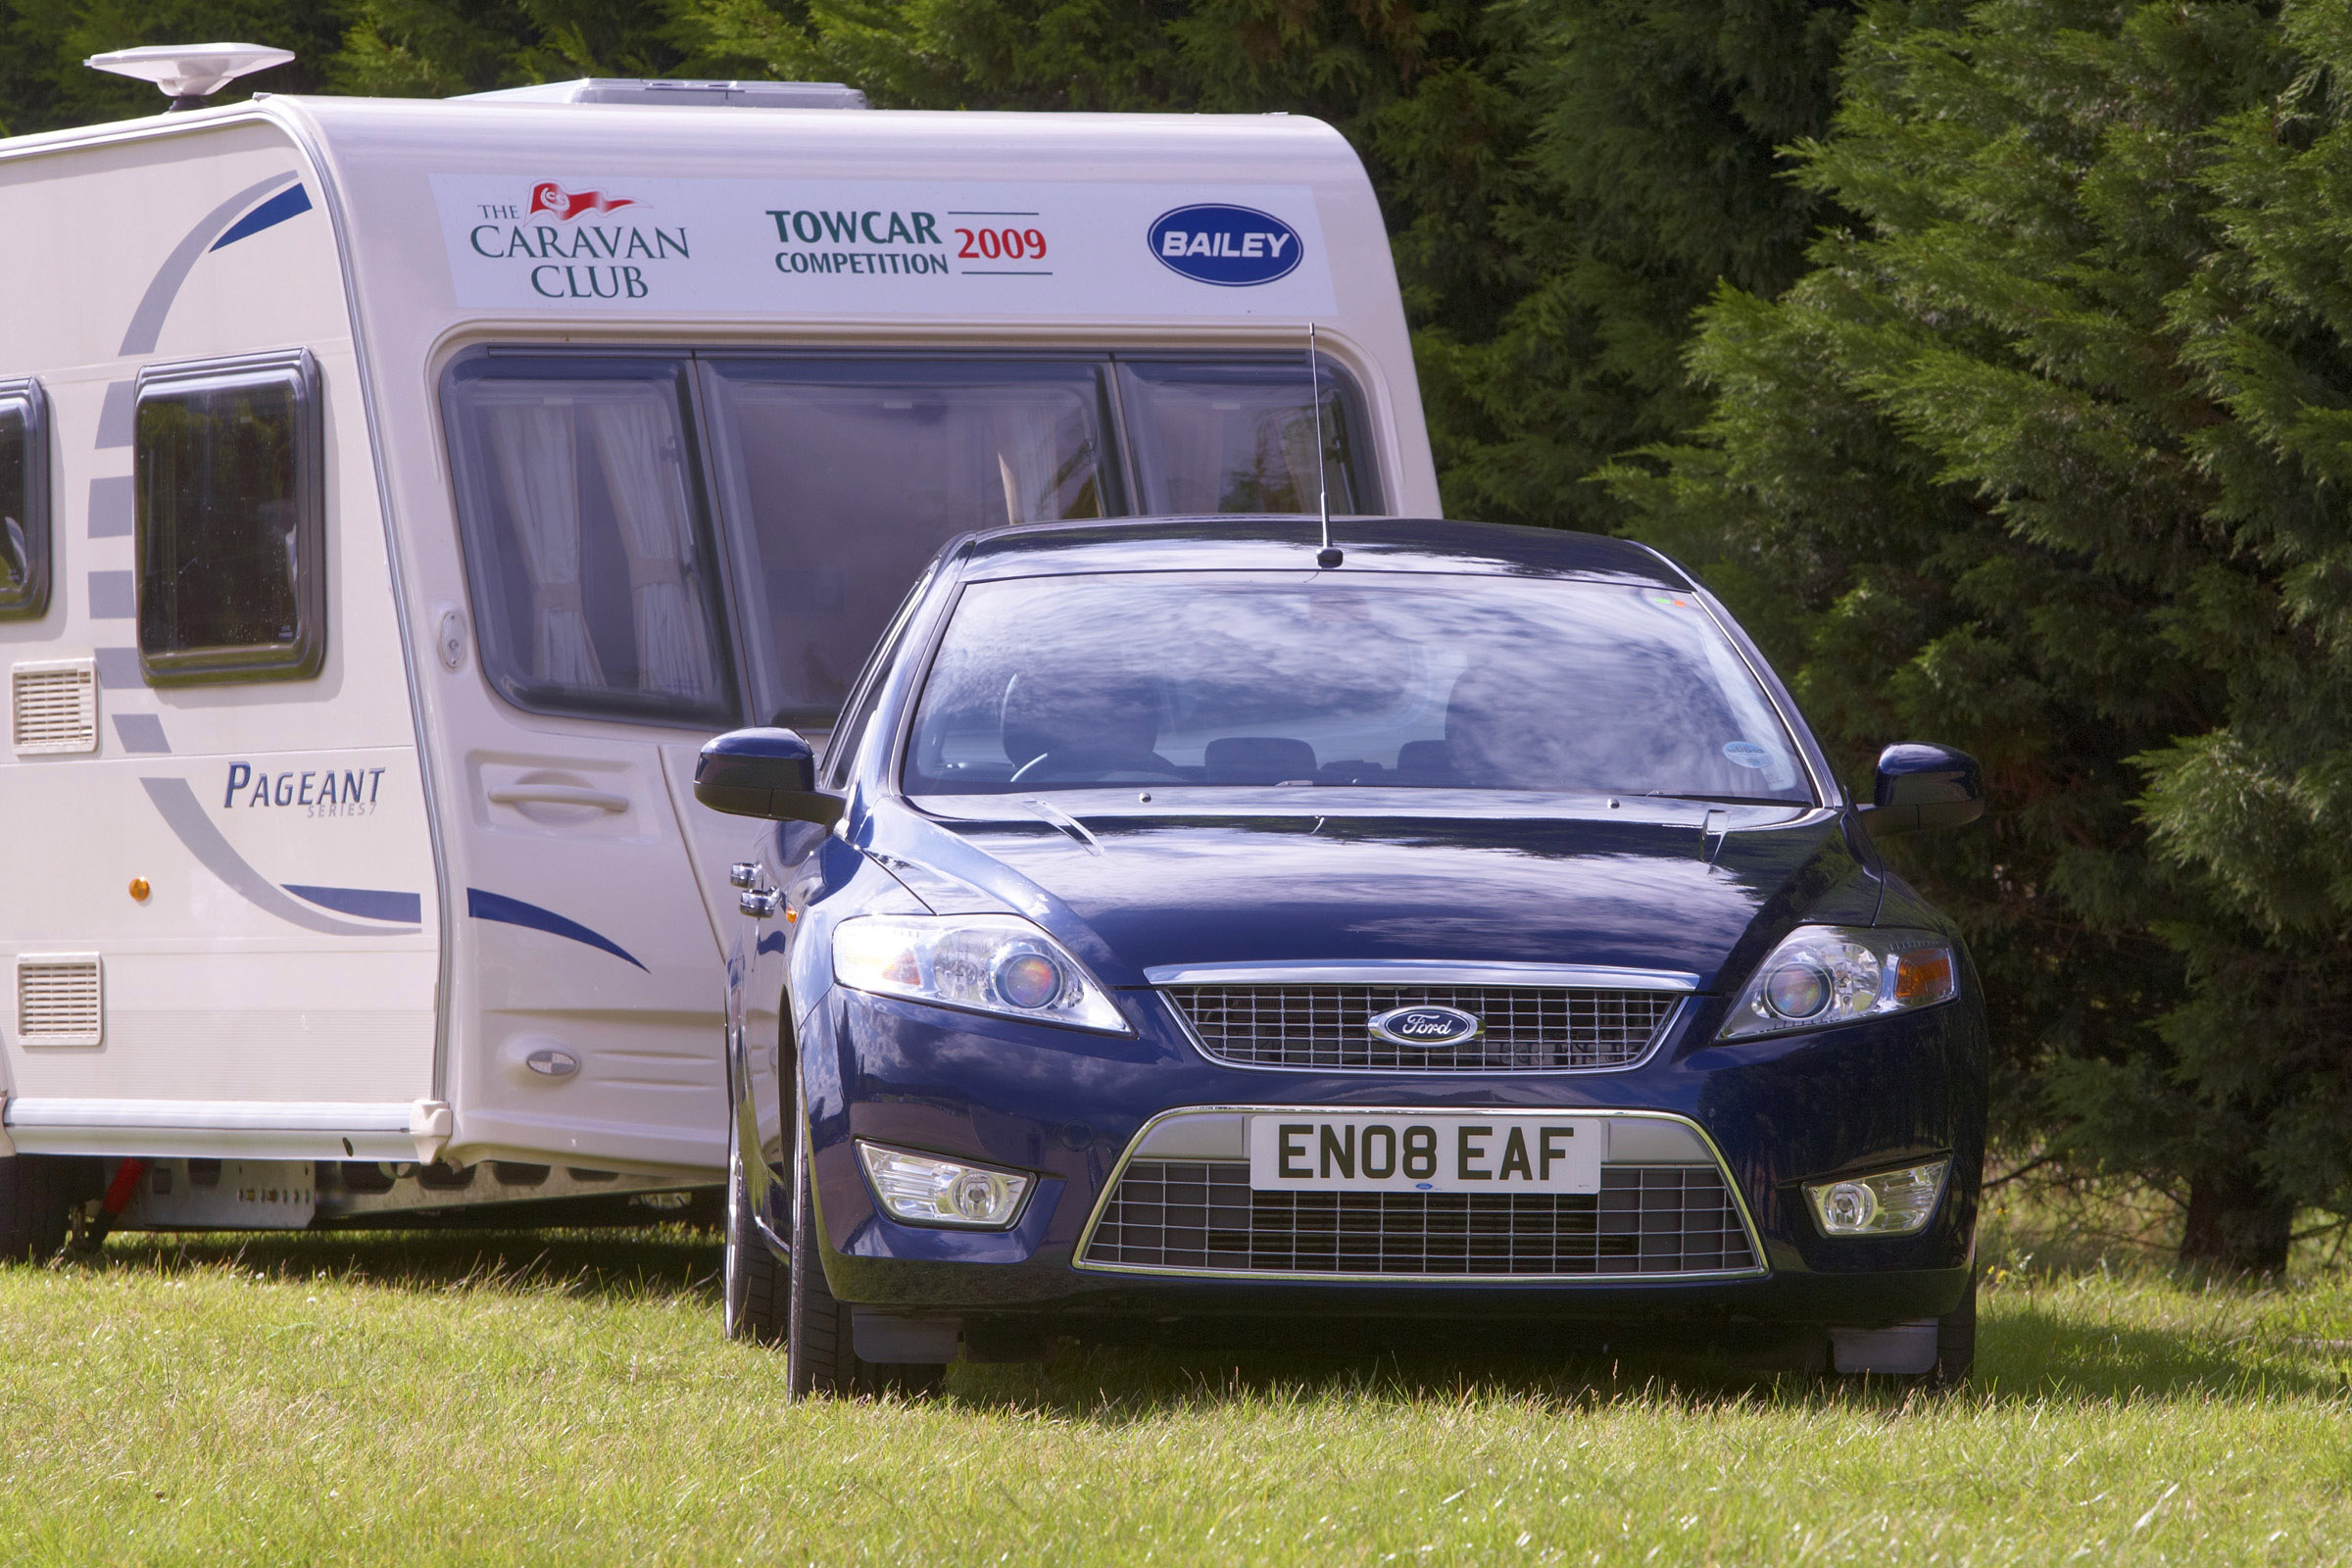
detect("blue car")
(698, 516), (1986, 1396)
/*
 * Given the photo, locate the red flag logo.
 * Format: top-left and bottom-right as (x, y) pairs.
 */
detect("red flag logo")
(529, 182), (637, 220)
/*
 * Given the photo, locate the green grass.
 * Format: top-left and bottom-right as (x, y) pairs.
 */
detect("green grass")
(0, 1224), (2348, 1565)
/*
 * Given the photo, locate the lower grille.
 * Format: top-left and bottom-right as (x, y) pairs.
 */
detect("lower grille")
(1081, 1160), (1759, 1278)
(1163, 985), (1680, 1071)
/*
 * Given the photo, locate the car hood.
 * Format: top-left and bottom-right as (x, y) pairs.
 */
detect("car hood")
(862, 795), (1882, 993)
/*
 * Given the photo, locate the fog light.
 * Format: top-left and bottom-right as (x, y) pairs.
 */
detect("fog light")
(857, 1141), (1032, 1229)
(1805, 1159), (1949, 1237)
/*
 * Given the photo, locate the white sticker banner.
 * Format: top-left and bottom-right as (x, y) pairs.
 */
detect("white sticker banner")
(430, 176), (1338, 318)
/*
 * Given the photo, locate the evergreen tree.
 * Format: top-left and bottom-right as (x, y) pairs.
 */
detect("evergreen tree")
(1618, 0), (2352, 1270)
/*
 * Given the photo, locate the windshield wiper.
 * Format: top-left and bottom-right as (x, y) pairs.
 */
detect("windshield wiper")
(1642, 791), (1806, 807)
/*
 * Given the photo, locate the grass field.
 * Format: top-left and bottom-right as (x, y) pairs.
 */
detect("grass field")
(1, 1211), (2348, 1565)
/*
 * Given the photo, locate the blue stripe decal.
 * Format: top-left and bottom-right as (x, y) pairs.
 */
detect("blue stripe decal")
(466, 889), (646, 970)
(121, 172), (300, 356)
(210, 184), (314, 251)
(285, 885), (423, 924)
(139, 778), (416, 938)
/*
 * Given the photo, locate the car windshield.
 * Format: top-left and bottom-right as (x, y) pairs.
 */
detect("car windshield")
(903, 571), (1814, 801)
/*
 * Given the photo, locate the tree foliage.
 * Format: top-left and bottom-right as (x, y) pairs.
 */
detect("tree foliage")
(1619, 0), (2352, 1268)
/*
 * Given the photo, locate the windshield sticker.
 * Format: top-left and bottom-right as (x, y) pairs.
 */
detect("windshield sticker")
(432, 175), (1337, 318)
(1723, 741), (1774, 770)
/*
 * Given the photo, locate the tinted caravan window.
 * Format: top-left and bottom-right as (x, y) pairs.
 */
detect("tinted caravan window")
(1118, 356), (1377, 515)
(134, 352), (323, 682)
(445, 360), (738, 727)
(0, 379), (48, 619)
(702, 360), (1117, 728)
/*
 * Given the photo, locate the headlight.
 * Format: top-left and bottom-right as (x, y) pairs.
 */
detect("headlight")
(832, 913), (1131, 1033)
(858, 1141), (1033, 1228)
(1806, 1159), (1950, 1236)
(1719, 925), (1957, 1040)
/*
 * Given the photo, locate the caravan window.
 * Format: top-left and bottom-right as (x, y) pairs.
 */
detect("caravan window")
(134, 352), (324, 683)
(0, 379), (48, 619)
(1118, 358), (1376, 515)
(443, 349), (1380, 730)
(445, 362), (739, 727)
(701, 360), (1117, 728)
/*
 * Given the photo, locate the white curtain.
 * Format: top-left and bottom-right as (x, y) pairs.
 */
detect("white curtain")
(485, 398), (602, 687)
(583, 392), (719, 700)
(992, 392), (1099, 525)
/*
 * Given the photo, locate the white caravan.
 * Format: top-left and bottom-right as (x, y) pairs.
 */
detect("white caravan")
(0, 67), (1437, 1239)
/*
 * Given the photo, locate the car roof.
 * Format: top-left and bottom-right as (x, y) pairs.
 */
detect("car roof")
(952, 515), (1694, 587)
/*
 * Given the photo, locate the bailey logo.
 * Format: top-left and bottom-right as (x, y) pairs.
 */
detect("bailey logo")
(530, 182), (636, 220)
(1367, 1004), (1483, 1049)
(1149, 203), (1303, 286)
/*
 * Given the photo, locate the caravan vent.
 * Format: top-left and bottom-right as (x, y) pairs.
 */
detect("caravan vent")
(17, 955), (103, 1048)
(12, 659), (97, 755)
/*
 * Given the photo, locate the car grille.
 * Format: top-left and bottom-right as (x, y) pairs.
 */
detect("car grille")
(1162, 985), (1681, 1071)
(1080, 1160), (1758, 1278)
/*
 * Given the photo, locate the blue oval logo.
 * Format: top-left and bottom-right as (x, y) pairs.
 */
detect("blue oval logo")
(1367, 1004), (1483, 1049)
(1149, 204), (1303, 286)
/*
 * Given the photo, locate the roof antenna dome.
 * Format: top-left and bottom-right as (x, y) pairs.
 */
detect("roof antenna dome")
(86, 43), (294, 112)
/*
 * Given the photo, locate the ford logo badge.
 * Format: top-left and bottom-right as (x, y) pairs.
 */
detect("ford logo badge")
(1367, 1004), (1483, 1049)
(1149, 204), (1303, 286)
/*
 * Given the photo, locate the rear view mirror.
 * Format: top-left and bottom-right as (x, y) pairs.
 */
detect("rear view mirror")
(694, 728), (846, 825)
(1860, 743), (1983, 835)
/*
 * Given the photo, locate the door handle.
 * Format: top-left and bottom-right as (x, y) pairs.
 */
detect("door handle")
(740, 887), (783, 919)
(729, 860), (760, 890)
(487, 784), (629, 812)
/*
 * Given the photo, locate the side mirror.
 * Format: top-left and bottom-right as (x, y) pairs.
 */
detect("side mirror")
(1860, 743), (1983, 835)
(694, 728), (846, 825)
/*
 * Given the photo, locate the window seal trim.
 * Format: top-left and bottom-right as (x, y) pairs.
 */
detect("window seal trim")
(0, 375), (51, 621)
(133, 349), (325, 686)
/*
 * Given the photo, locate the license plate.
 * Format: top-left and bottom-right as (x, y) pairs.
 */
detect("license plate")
(1246, 1113), (1604, 1195)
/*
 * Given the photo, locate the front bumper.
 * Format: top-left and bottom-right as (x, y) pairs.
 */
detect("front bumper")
(789, 982), (1984, 1333)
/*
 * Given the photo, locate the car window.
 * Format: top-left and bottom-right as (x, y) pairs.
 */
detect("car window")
(822, 559), (940, 790)
(903, 572), (1810, 801)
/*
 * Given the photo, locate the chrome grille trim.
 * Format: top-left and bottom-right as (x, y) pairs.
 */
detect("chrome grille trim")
(1073, 1106), (1768, 1284)
(1163, 985), (1683, 1073)
(1083, 1161), (1758, 1278)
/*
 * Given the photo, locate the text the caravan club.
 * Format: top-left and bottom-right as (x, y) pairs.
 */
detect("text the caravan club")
(466, 182), (685, 300)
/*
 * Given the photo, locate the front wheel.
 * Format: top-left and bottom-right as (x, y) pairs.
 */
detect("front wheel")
(722, 1135), (789, 1345)
(785, 1149), (945, 1400)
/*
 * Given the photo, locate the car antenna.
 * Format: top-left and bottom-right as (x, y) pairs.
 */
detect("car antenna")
(1308, 322), (1342, 568)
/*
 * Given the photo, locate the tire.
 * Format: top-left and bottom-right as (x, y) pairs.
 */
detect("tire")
(1932, 1273), (1978, 1386)
(785, 1148), (946, 1400)
(722, 1134), (790, 1345)
(0, 1153), (71, 1262)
